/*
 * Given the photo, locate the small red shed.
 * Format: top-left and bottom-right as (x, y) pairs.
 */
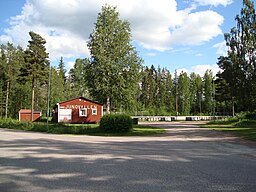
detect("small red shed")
(53, 97), (103, 123)
(19, 109), (42, 122)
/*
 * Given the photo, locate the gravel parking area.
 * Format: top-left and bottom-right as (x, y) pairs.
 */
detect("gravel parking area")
(0, 122), (255, 192)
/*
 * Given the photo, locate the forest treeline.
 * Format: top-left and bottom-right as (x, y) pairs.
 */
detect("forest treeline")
(1, 0), (256, 119)
(0, 45), (226, 118)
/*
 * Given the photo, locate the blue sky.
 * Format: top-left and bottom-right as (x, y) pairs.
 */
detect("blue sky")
(0, 0), (243, 76)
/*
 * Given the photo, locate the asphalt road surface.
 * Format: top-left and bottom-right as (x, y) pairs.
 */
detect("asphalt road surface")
(0, 122), (256, 192)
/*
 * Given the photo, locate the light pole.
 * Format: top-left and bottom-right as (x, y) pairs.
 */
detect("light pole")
(212, 77), (216, 117)
(175, 70), (178, 119)
(46, 63), (51, 129)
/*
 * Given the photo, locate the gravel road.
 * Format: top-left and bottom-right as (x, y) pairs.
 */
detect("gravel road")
(0, 122), (255, 192)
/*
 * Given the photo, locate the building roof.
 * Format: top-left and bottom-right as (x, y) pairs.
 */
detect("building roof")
(57, 97), (103, 106)
(19, 109), (42, 113)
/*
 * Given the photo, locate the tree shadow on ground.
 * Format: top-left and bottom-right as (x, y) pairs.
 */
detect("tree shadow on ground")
(0, 129), (256, 192)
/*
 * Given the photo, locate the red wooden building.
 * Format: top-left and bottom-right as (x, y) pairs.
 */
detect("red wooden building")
(52, 97), (103, 123)
(19, 109), (42, 122)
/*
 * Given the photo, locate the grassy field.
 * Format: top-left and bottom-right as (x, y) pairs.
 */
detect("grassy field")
(0, 118), (165, 136)
(200, 118), (256, 141)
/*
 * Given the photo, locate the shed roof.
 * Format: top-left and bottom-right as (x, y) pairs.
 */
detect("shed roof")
(19, 109), (42, 114)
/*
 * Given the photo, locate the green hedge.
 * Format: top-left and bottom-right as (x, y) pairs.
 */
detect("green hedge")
(0, 118), (94, 134)
(99, 114), (133, 132)
(0, 118), (33, 130)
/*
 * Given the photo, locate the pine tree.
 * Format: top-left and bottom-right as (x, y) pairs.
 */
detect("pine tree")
(203, 70), (214, 115)
(195, 74), (203, 115)
(164, 69), (174, 114)
(190, 72), (197, 115)
(0, 43), (25, 118)
(214, 72), (233, 115)
(58, 57), (66, 82)
(147, 65), (157, 110)
(178, 71), (190, 115)
(140, 66), (150, 109)
(22, 31), (49, 121)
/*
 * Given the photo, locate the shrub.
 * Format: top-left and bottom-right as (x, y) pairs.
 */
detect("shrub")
(245, 111), (256, 120)
(99, 114), (133, 132)
(234, 119), (256, 128)
(235, 111), (256, 120)
(0, 118), (33, 130)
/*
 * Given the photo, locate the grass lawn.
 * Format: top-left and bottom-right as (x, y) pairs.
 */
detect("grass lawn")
(0, 118), (165, 136)
(86, 124), (165, 136)
(200, 119), (256, 141)
(54, 124), (165, 136)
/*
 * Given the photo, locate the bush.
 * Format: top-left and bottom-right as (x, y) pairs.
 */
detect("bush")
(0, 118), (33, 130)
(235, 111), (256, 120)
(47, 125), (93, 134)
(0, 118), (96, 135)
(245, 111), (256, 120)
(234, 119), (256, 128)
(99, 114), (133, 132)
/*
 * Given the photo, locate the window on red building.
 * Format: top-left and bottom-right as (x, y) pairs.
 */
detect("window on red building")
(92, 108), (97, 115)
(79, 108), (87, 117)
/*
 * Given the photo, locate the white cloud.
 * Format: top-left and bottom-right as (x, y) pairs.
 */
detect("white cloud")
(146, 52), (157, 57)
(67, 61), (75, 72)
(170, 11), (224, 45)
(0, 35), (12, 43)
(213, 41), (228, 56)
(171, 68), (189, 79)
(190, 64), (220, 76)
(194, 0), (233, 7)
(0, 0), (227, 60)
(175, 64), (221, 77)
(3, 1), (91, 61)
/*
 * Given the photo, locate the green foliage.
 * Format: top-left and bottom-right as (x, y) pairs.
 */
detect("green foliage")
(50, 67), (64, 108)
(178, 71), (191, 115)
(139, 65), (175, 115)
(47, 124), (94, 134)
(99, 114), (133, 132)
(87, 4), (142, 112)
(0, 118), (94, 134)
(21, 31), (49, 120)
(234, 119), (256, 128)
(214, 72), (233, 115)
(22, 31), (49, 83)
(203, 70), (214, 115)
(0, 118), (164, 136)
(58, 57), (66, 82)
(69, 58), (90, 98)
(0, 118), (33, 130)
(0, 43), (26, 118)
(219, 0), (256, 111)
(5, 4), (254, 117)
(203, 116), (256, 141)
(190, 72), (203, 115)
(208, 111), (256, 125)
(207, 117), (239, 125)
(235, 111), (256, 120)
(244, 111), (256, 120)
